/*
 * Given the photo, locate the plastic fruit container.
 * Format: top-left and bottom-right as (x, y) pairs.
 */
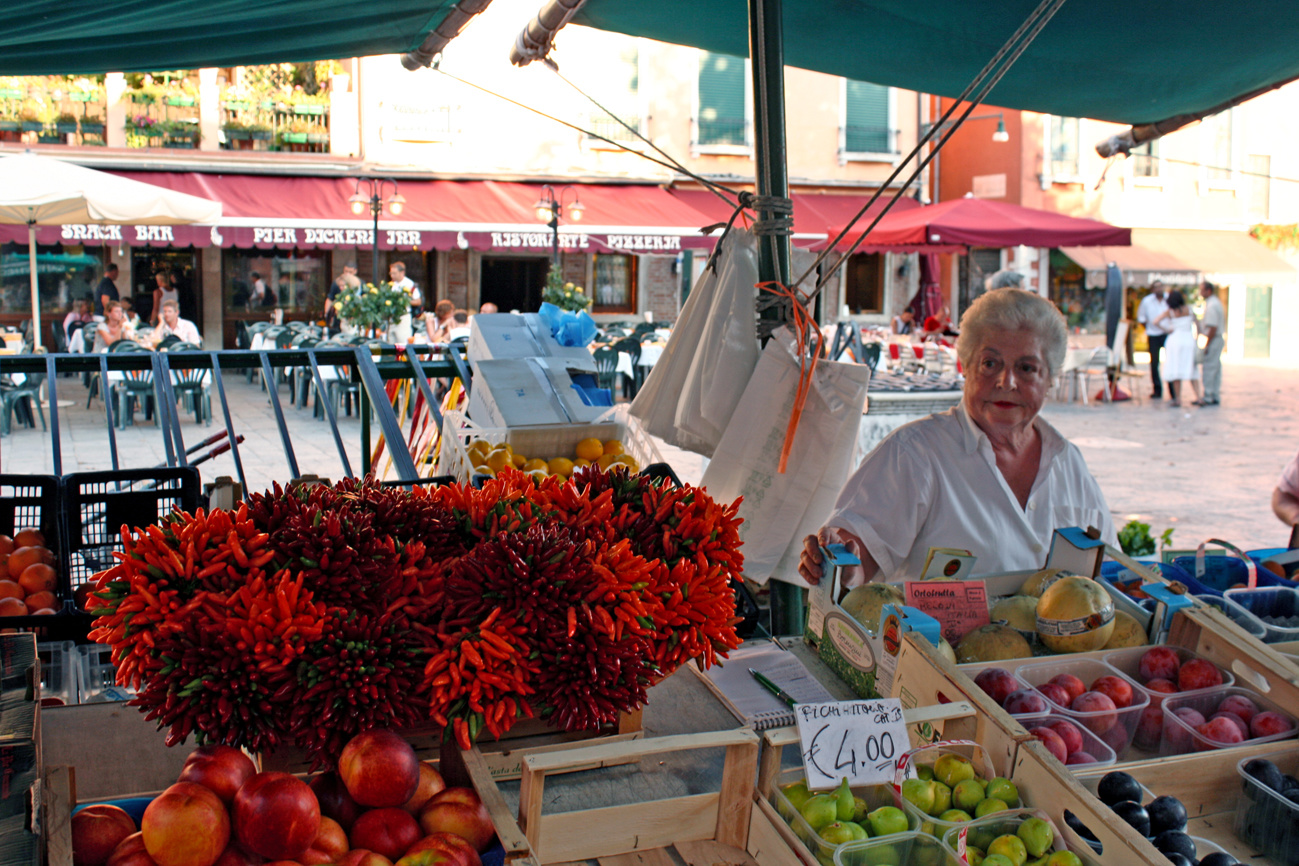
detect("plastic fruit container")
(1023, 714), (1117, 772)
(1221, 586), (1299, 644)
(895, 741), (1001, 840)
(955, 662), (1050, 723)
(1103, 645), (1234, 701)
(834, 831), (962, 866)
(1159, 686), (1298, 756)
(1233, 747), (1299, 864)
(1194, 594), (1268, 639)
(769, 768), (917, 866)
(1015, 657), (1150, 759)
(939, 808), (1069, 862)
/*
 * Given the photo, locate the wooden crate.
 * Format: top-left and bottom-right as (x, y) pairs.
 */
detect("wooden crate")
(440, 728), (804, 866)
(259, 710), (643, 781)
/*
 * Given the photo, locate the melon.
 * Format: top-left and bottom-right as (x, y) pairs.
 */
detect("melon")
(955, 624), (1033, 664)
(936, 637), (957, 665)
(990, 595), (1039, 638)
(839, 583), (905, 633)
(1103, 610), (1148, 649)
(1018, 568), (1072, 598)
(1035, 576), (1115, 653)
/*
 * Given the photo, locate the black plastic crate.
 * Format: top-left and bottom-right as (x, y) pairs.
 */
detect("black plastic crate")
(63, 467), (202, 608)
(0, 476), (68, 630)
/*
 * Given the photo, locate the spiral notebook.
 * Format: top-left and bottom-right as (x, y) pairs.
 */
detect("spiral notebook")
(697, 643), (835, 730)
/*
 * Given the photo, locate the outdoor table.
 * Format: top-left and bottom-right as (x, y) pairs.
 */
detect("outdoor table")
(615, 341), (664, 379)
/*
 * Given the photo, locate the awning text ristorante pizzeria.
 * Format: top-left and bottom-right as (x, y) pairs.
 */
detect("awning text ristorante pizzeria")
(489, 232), (591, 250)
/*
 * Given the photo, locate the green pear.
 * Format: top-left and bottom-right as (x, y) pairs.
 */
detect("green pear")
(982, 856), (1016, 866)
(1045, 853), (1083, 866)
(987, 834), (1028, 866)
(985, 777), (1020, 807)
(901, 778), (937, 815)
(975, 797), (1010, 818)
(939, 808), (972, 823)
(931, 780), (952, 814)
(835, 776), (855, 821)
(915, 763), (935, 781)
(851, 795), (871, 823)
(952, 778), (987, 812)
(818, 820), (868, 845)
(867, 805), (909, 837)
(934, 753), (977, 787)
(781, 780), (812, 812)
(1016, 817), (1054, 857)
(965, 849), (986, 866)
(800, 793), (840, 830)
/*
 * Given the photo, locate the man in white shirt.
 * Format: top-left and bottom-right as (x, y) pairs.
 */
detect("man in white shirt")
(149, 299), (202, 348)
(1197, 281), (1226, 406)
(1136, 280), (1170, 400)
(387, 261), (417, 343)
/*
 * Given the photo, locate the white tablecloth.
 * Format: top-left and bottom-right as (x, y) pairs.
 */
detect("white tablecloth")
(614, 342), (665, 378)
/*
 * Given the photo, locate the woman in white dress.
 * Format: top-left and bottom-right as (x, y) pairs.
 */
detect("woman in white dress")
(1153, 289), (1203, 408)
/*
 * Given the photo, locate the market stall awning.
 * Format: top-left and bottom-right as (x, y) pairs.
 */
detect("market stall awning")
(827, 197), (1130, 250)
(666, 188), (923, 248)
(0, 173), (721, 255)
(1058, 242), (1200, 289)
(1133, 228), (1297, 283)
(526, 0), (1299, 126)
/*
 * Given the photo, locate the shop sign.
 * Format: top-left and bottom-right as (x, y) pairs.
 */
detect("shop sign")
(489, 232), (590, 250)
(302, 228), (375, 246)
(606, 234), (682, 251)
(60, 224), (124, 241)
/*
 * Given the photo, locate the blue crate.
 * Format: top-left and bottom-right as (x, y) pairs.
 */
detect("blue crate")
(1171, 555), (1289, 597)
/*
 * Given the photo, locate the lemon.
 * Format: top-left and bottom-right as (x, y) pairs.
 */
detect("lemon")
(511, 453), (528, 468)
(468, 439), (492, 458)
(602, 439), (625, 457)
(575, 437), (604, 462)
(573, 458), (592, 469)
(596, 453), (618, 469)
(612, 454), (639, 472)
(528, 469), (550, 481)
(522, 458), (549, 473)
(485, 450), (513, 473)
(548, 457), (575, 477)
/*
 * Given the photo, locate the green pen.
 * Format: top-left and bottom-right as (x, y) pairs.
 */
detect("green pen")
(749, 668), (797, 708)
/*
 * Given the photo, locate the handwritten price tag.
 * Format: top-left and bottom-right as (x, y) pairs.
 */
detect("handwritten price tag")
(904, 580), (989, 645)
(794, 698), (909, 789)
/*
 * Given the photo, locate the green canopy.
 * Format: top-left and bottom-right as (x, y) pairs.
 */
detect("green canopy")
(563, 0), (1299, 125)
(0, 0), (458, 74)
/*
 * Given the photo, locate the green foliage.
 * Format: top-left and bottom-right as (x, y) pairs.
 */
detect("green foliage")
(333, 281), (412, 335)
(541, 266), (592, 312)
(1117, 519), (1175, 557)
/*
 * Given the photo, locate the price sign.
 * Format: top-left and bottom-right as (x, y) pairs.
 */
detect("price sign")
(905, 580), (989, 645)
(794, 698), (909, 789)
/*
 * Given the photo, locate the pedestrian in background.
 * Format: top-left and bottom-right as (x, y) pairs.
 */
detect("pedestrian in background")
(1152, 289), (1203, 408)
(1198, 281), (1225, 406)
(1137, 280), (1170, 399)
(95, 262), (119, 317)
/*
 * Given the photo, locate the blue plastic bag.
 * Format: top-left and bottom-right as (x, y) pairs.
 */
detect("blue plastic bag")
(537, 302), (597, 347)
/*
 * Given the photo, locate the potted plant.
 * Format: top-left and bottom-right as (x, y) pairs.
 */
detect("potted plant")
(281, 117), (311, 144)
(248, 121), (273, 142)
(19, 100), (47, 132)
(55, 112), (79, 134)
(332, 281), (414, 338)
(541, 266), (593, 312)
(81, 114), (106, 136)
(161, 119), (199, 148)
(222, 118), (251, 140)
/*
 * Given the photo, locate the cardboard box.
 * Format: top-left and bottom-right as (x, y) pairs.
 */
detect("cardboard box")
(468, 313), (596, 369)
(468, 357), (608, 428)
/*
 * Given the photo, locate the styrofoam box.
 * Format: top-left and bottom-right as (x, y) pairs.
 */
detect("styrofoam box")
(1159, 685), (1297, 756)
(468, 313), (597, 369)
(77, 643), (135, 703)
(468, 357), (607, 428)
(37, 641), (77, 706)
(1015, 657), (1149, 759)
(436, 409), (664, 485)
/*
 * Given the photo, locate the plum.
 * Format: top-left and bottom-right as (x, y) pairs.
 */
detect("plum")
(1165, 708), (1206, 753)
(1208, 712), (1248, 739)
(974, 668), (1021, 706)
(1070, 691), (1118, 735)
(1249, 710), (1295, 739)
(1004, 689), (1048, 715)
(1096, 772), (1142, 807)
(1048, 673), (1086, 705)
(1134, 703), (1165, 750)
(1146, 795), (1187, 836)
(1065, 751), (1098, 765)
(1138, 647), (1181, 683)
(1044, 719), (1084, 755)
(1144, 678), (1178, 696)
(1091, 675), (1135, 709)
(1026, 726), (1068, 763)
(1195, 716), (1245, 749)
(1110, 800), (1150, 837)
(1036, 682), (1072, 708)
(1216, 694), (1259, 726)
(1177, 658), (1224, 691)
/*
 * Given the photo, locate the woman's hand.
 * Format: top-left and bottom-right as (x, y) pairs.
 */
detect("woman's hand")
(798, 527), (875, 587)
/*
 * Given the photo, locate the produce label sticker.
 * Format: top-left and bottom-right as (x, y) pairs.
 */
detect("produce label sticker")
(795, 697), (909, 789)
(904, 580), (989, 645)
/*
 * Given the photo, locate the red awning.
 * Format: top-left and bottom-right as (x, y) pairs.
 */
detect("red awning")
(831, 197), (1132, 250)
(666, 188), (923, 248)
(0, 174), (720, 254)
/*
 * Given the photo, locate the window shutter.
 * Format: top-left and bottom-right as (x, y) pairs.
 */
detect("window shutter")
(591, 47), (640, 142)
(698, 52), (746, 145)
(845, 80), (890, 153)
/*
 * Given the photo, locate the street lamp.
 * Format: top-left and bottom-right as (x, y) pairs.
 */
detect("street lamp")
(533, 184), (584, 266)
(348, 178), (406, 284)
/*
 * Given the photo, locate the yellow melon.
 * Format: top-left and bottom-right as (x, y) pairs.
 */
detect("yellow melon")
(1018, 568), (1072, 598)
(1103, 610), (1149, 649)
(839, 583), (905, 633)
(955, 624), (1033, 664)
(1035, 576), (1115, 653)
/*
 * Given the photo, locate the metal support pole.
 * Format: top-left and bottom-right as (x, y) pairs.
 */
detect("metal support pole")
(748, 0), (803, 636)
(372, 198), (381, 284)
(549, 206), (560, 267)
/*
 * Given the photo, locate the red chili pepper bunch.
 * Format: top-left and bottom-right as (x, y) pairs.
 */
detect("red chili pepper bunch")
(288, 607), (430, 767)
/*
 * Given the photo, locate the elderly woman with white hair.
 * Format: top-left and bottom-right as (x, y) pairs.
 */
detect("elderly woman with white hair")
(800, 288), (1117, 586)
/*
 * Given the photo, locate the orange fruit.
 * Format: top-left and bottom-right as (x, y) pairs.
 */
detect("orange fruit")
(547, 457), (574, 477)
(575, 438), (604, 462)
(24, 591), (56, 611)
(18, 563), (56, 596)
(522, 458), (548, 473)
(0, 535), (13, 556)
(7, 546), (53, 579)
(485, 451), (513, 473)
(602, 440), (625, 457)
(31, 608), (55, 616)
(0, 581), (22, 600)
(13, 528), (44, 549)
(596, 453), (618, 470)
(0, 598), (28, 617)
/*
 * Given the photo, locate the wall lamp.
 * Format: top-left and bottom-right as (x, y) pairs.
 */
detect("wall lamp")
(348, 178), (406, 283)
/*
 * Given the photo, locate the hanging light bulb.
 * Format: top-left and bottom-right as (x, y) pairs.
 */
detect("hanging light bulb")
(992, 117), (1010, 143)
(567, 197), (584, 222)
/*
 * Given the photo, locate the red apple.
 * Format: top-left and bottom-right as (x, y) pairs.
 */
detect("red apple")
(308, 772), (364, 833)
(1003, 689), (1047, 715)
(1250, 710), (1296, 739)
(336, 852), (394, 866)
(400, 832), (483, 866)
(339, 731), (421, 808)
(1026, 726), (1068, 763)
(234, 772), (321, 861)
(1090, 675), (1134, 709)
(1195, 716), (1245, 749)
(298, 817), (350, 865)
(1070, 691), (1118, 735)
(973, 668), (1020, 706)
(404, 763), (447, 816)
(212, 842), (264, 866)
(1217, 694), (1260, 726)
(1177, 658), (1224, 691)
(417, 789), (496, 853)
(1048, 674), (1087, 706)
(1138, 647), (1181, 683)
(107, 833), (159, 866)
(1065, 751), (1098, 765)
(349, 808), (421, 862)
(178, 746), (257, 806)
(142, 782), (230, 866)
(1036, 683), (1072, 709)
(1044, 719), (1085, 755)
(73, 804), (138, 866)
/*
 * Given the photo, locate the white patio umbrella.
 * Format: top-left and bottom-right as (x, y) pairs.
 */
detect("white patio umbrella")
(0, 151), (222, 350)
